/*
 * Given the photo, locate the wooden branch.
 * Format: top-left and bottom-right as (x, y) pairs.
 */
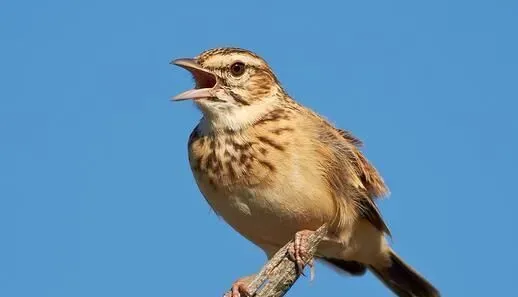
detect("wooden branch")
(223, 224), (328, 297)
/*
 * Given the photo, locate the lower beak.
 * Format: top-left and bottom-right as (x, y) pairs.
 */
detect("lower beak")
(172, 88), (213, 101)
(171, 58), (217, 101)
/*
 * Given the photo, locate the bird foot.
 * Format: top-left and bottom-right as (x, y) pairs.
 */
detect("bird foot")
(287, 229), (315, 276)
(227, 275), (253, 297)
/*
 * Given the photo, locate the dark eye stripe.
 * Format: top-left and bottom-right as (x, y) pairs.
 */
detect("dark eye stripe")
(228, 90), (250, 106)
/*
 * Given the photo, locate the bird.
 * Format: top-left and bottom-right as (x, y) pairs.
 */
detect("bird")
(170, 47), (440, 297)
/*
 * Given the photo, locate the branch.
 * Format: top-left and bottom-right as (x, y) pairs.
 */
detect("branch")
(223, 224), (328, 297)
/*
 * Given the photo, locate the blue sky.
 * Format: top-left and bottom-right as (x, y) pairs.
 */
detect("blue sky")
(1, 0), (517, 296)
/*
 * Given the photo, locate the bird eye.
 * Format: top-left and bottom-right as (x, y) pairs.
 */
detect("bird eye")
(230, 62), (245, 77)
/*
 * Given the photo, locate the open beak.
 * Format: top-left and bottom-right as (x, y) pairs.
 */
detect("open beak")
(171, 58), (218, 101)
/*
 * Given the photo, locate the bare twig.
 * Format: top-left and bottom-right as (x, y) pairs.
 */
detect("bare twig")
(223, 224), (328, 297)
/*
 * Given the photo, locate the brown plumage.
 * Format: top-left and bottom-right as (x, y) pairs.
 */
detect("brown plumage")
(172, 47), (439, 297)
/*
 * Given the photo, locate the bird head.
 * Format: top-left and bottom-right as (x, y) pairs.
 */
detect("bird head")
(171, 47), (287, 131)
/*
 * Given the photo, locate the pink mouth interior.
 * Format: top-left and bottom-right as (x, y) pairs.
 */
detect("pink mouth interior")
(191, 69), (217, 89)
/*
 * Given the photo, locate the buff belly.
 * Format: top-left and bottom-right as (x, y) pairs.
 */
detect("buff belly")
(196, 178), (336, 256)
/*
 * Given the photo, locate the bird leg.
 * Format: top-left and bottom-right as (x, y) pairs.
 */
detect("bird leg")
(287, 229), (315, 275)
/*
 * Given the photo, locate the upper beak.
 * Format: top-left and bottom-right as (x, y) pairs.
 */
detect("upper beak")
(171, 58), (218, 101)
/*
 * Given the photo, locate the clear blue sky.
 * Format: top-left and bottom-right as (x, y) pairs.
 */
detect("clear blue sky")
(1, 0), (517, 296)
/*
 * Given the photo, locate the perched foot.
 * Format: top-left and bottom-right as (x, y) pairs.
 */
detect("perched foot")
(228, 275), (254, 297)
(287, 229), (315, 275)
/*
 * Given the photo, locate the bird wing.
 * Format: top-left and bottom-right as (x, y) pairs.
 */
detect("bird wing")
(335, 128), (363, 147)
(318, 122), (391, 235)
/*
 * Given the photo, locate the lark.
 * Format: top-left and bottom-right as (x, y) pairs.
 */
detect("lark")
(171, 47), (439, 297)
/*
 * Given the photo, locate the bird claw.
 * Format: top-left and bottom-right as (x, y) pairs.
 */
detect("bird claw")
(287, 229), (315, 276)
(226, 276), (253, 297)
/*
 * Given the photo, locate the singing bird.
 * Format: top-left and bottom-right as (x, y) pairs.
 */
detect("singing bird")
(171, 47), (439, 297)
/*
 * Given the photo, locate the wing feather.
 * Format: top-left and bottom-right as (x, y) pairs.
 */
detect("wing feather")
(319, 122), (390, 235)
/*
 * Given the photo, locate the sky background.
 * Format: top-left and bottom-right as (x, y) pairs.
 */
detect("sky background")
(1, 0), (517, 296)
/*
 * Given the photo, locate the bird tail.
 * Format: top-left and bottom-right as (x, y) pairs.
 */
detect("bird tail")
(322, 258), (367, 276)
(369, 249), (440, 297)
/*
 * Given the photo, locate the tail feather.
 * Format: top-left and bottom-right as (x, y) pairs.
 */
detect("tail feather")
(322, 258), (367, 276)
(369, 250), (440, 297)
